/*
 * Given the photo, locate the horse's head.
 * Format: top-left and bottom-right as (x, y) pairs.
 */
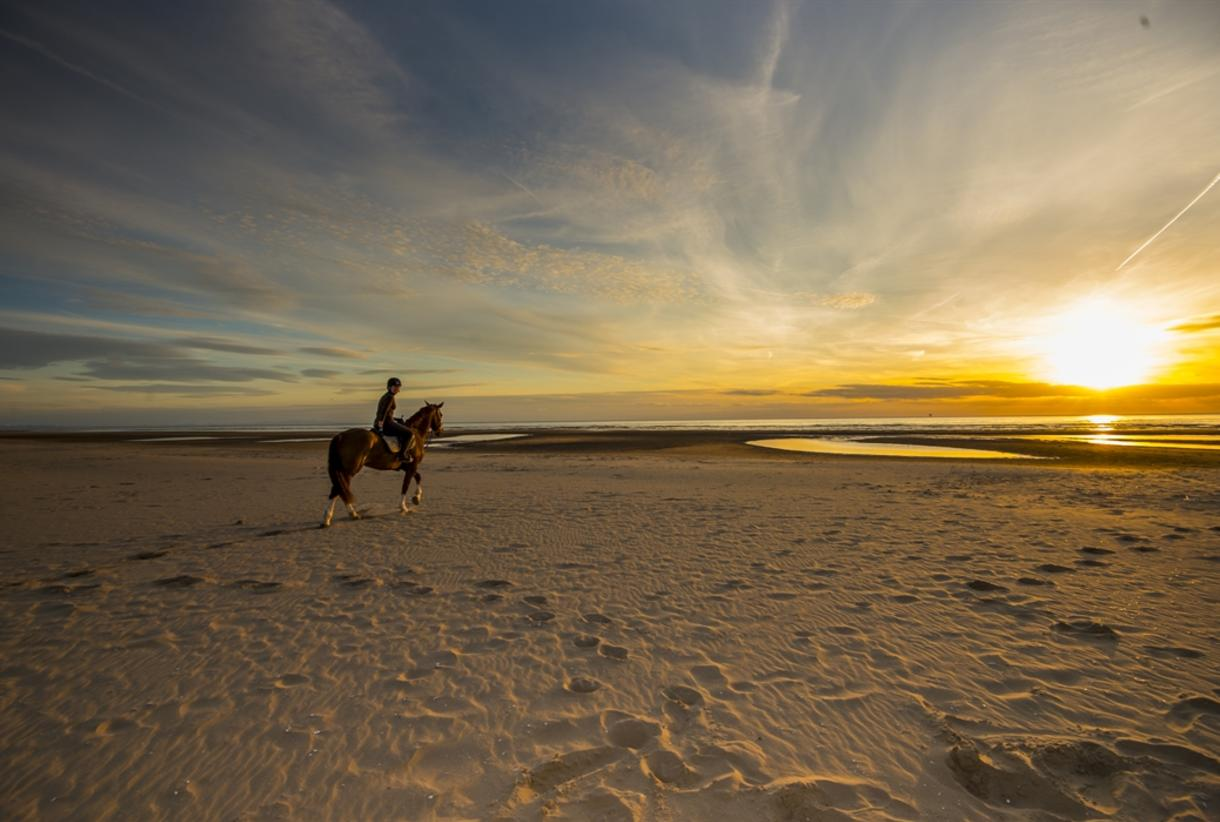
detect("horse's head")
(427, 401), (444, 436)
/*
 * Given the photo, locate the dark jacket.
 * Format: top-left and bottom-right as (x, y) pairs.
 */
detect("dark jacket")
(374, 391), (396, 431)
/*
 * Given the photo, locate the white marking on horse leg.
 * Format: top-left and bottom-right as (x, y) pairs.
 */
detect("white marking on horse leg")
(400, 494), (412, 514)
(322, 498), (337, 527)
(346, 502), (360, 520)
(412, 476), (423, 505)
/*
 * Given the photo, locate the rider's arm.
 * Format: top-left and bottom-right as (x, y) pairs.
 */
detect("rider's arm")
(375, 394), (393, 430)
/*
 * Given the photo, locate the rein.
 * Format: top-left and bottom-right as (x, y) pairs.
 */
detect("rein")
(402, 405), (440, 448)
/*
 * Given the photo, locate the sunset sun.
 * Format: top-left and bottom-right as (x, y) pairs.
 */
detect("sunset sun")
(1040, 298), (1167, 390)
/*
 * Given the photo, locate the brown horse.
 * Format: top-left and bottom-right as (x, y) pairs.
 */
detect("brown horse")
(323, 402), (444, 527)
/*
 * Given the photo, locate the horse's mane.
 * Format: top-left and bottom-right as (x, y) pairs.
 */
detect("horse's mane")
(403, 404), (434, 429)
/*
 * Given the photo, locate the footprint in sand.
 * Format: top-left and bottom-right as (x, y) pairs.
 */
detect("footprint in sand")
(275, 673), (309, 687)
(514, 747), (622, 802)
(476, 579), (512, 589)
(662, 685), (704, 708)
(1167, 695), (1220, 731)
(1036, 564), (1074, 574)
(598, 644), (628, 661)
(966, 580), (1008, 592)
(154, 575), (203, 588)
(828, 625), (860, 636)
(1080, 547), (1115, 556)
(524, 595), (548, 605)
(1017, 577), (1053, 586)
(583, 613), (612, 625)
(232, 579), (281, 593)
(691, 664), (726, 686)
(481, 593), (503, 603)
(947, 735), (1102, 818)
(128, 550), (168, 561)
(1143, 645), (1204, 659)
(1052, 620), (1118, 641)
(605, 717), (659, 749)
(573, 635), (600, 648)
(526, 611), (555, 623)
(892, 594), (919, 603)
(565, 677), (600, 694)
(645, 749), (701, 786)
(1075, 559), (1108, 568)
(332, 574), (373, 588)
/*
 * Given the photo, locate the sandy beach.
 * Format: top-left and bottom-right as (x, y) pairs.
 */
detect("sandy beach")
(1, 433), (1217, 820)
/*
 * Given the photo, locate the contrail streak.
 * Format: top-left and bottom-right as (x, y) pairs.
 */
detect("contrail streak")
(0, 28), (156, 110)
(500, 172), (544, 207)
(1117, 170), (1220, 270)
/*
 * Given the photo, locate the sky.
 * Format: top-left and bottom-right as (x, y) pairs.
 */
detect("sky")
(1, 0), (1218, 426)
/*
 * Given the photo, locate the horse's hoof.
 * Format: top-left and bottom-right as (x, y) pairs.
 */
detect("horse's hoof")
(320, 521), (331, 529)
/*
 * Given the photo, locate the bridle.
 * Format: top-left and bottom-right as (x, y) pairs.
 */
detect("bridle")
(417, 406), (443, 447)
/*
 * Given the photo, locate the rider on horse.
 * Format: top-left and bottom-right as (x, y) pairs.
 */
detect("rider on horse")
(373, 377), (414, 462)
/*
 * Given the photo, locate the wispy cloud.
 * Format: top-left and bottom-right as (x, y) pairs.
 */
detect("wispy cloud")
(93, 384), (280, 397)
(174, 336), (285, 356)
(1172, 314), (1220, 334)
(723, 388), (780, 396)
(806, 380), (1093, 401)
(298, 346), (367, 360)
(806, 379), (1220, 402)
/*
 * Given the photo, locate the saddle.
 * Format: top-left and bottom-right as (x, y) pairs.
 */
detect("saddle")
(373, 429), (416, 455)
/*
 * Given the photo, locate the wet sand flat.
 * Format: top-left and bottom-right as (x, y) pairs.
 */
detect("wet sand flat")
(0, 436), (1217, 820)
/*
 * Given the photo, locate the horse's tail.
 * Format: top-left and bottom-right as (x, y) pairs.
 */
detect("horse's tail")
(327, 434), (353, 503)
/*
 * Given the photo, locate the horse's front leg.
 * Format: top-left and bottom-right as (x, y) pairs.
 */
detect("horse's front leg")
(399, 462), (415, 514)
(412, 471), (423, 506)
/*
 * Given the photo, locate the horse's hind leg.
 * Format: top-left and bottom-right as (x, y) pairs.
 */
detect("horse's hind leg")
(412, 471), (423, 506)
(399, 466), (414, 514)
(322, 497), (337, 528)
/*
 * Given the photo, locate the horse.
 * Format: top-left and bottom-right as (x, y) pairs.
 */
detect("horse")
(322, 402), (444, 527)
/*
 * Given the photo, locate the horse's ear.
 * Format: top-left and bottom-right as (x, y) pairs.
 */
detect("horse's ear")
(437, 401), (444, 408)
